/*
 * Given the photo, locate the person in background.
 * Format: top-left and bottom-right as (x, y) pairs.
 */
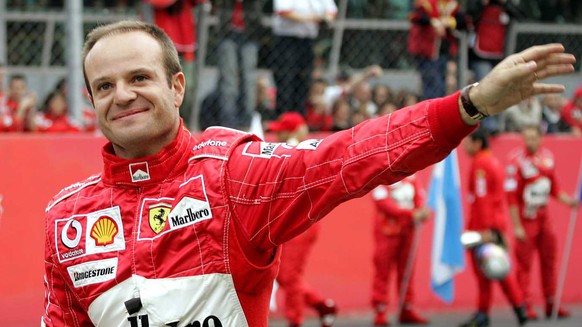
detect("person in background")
(466, 0), (525, 134)
(269, 112), (338, 327)
(33, 90), (83, 133)
(271, 0), (337, 117)
(460, 128), (527, 327)
(540, 94), (569, 134)
(505, 125), (580, 320)
(408, 0), (468, 100)
(4, 74), (37, 132)
(370, 174), (431, 326)
(498, 96), (542, 133)
(560, 85), (582, 136)
(41, 18), (577, 327)
(213, 0), (264, 130)
(147, 0), (206, 129)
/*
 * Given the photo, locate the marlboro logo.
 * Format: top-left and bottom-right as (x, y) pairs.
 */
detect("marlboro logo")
(129, 162), (150, 182)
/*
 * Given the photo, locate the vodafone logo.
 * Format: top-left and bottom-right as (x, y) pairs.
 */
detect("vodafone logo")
(61, 219), (82, 248)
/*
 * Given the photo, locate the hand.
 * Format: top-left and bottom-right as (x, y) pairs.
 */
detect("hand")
(469, 44), (576, 116)
(365, 65), (383, 79)
(412, 207), (431, 224)
(430, 18), (446, 37)
(514, 226), (526, 241)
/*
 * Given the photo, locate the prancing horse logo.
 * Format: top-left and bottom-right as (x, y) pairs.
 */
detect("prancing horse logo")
(148, 203), (171, 234)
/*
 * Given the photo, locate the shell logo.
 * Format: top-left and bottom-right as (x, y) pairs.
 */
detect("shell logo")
(90, 216), (119, 246)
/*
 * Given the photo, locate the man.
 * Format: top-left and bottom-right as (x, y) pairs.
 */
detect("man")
(408, 0), (467, 100)
(213, 0), (264, 130)
(505, 125), (580, 320)
(370, 174), (431, 326)
(269, 112), (337, 327)
(3, 74), (37, 131)
(41, 19), (575, 326)
(460, 129), (527, 327)
(560, 85), (582, 136)
(271, 0), (337, 116)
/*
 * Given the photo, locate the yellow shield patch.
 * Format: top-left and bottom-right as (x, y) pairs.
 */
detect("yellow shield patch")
(149, 204), (170, 234)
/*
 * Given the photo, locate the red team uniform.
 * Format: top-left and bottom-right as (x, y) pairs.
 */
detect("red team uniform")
(505, 145), (567, 318)
(466, 149), (523, 313)
(370, 175), (429, 326)
(42, 93), (475, 326)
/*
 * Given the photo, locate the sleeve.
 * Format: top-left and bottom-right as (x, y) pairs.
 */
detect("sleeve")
(226, 92), (475, 249)
(504, 154), (521, 206)
(42, 222), (92, 326)
(372, 186), (414, 220)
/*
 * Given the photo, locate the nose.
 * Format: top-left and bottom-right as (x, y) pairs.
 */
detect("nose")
(114, 82), (137, 105)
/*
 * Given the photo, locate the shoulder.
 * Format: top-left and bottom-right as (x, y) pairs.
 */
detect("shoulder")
(191, 126), (261, 161)
(45, 174), (102, 213)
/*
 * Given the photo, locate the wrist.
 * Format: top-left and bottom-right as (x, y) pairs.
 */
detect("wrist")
(459, 83), (488, 124)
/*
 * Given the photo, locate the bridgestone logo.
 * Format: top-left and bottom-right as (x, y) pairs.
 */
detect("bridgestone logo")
(193, 139), (227, 151)
(67, 257), (118, 288)
(74, 267), (115, 281)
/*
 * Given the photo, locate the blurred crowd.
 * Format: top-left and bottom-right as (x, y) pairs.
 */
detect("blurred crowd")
(1, 0), (582, 137)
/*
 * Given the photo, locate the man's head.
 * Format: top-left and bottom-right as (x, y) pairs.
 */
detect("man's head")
(83, 20), (185, 159)
(521, 125), (542, 154)
(573, 86), (582, 109)
(463, 128), (489, 157)
(7, 74), (27, 102)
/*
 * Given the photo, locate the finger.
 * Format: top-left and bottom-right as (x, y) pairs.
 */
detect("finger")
(518, 43), (566, 63)
(535, 62), (576, 80)
(531, 83), (567, 96)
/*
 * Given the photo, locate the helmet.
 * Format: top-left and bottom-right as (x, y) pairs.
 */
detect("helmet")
(475, 243), (511, 280)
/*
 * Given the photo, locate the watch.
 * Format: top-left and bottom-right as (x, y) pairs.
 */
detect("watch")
(460, 82), (488, 121)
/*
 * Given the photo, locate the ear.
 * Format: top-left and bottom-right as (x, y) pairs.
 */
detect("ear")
(88, 92), (95, 108)
(172, 72), (186, 109)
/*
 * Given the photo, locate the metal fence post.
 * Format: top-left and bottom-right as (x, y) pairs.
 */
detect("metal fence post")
(0, 0), (6, 64)
(66, 0), (84, 124)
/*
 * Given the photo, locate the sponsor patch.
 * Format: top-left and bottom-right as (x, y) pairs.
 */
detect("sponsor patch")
(130, 162), (150, 182)
(241, 142), (289, 159)
(193, 139), (228, 151)
(148, 202), (172, 234)
(55, 207), (125, 263)
(137, 176), (213, 240)
(296, 139), (323, 150)
(67, 257), (118, 288)
(168, 196), (213, 230)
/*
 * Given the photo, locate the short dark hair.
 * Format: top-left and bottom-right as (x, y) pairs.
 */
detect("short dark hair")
(469, 128), (490, 149)
(82, 20), (182, 96)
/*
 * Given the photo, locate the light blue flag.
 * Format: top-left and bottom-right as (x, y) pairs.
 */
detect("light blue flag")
(428, 150), (465, 303)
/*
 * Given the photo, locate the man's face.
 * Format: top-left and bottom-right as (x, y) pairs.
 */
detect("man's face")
(84, 31), (184, 157)
(462, 137), (478, 157)
(8, 78), (26, 102)
(522, 128), (541, 154)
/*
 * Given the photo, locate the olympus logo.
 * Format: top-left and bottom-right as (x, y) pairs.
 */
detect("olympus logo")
(193, 139), (227, 151)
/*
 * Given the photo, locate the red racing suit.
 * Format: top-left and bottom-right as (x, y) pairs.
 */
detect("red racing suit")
(505, 147), (561, 305)
(370, 175), (425, 309)
(467, 150), (522, 313)
(276, 225), (325, 325)
(42, 92), (474, 327)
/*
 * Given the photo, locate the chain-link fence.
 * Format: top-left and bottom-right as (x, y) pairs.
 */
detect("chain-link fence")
(2, 1), (582, 133)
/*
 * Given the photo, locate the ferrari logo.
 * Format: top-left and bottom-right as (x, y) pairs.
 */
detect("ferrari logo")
(149, 203), (171, 234)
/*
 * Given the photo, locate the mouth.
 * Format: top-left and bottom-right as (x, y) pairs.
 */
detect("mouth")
(111, 108), (148, 121)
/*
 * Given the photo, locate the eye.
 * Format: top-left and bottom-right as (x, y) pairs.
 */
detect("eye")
(97, 82), (112, 92)
(134, 75), (148, 82)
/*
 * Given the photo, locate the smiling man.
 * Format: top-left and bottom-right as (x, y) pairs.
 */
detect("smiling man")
(41, 20), (575, 327)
